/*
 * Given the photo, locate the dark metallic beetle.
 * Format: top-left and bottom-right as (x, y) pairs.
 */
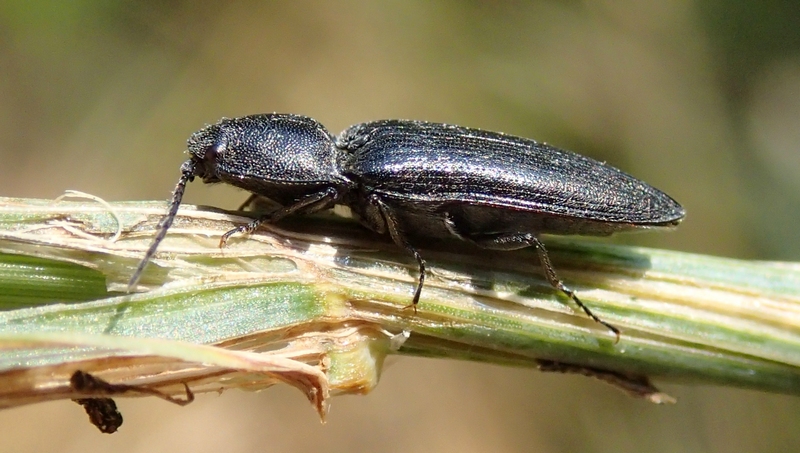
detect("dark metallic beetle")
(129, 114), (685, 339)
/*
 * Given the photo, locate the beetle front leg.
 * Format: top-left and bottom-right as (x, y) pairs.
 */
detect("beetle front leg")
(236, 193), (259, 211)
(220, 187), (340, 247)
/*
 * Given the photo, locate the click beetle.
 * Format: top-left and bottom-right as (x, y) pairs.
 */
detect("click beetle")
(129, 113), (685, 339)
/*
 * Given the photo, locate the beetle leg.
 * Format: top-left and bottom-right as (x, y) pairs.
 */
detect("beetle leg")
(236, 193), (259, 211)
(220, 187), (340, 247)
(443, 213), (619, 340)
(237, 195), (282, 214)
(371, 195), (425, 311)
(530, 237), (620, 342)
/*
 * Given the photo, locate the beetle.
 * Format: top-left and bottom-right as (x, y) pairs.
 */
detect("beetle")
(129, 113), (685, 339)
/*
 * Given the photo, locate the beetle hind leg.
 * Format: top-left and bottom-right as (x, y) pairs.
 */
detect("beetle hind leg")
(444, 213), (619, 341)
(531, 237), (620, 342)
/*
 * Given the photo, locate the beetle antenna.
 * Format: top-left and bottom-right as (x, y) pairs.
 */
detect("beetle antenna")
(127, 159), (197, 291)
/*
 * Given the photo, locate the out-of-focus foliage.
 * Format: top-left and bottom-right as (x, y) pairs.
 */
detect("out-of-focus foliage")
(1, 1), (799, 452)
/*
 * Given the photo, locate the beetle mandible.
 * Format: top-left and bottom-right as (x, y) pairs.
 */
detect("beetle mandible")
(129, 113), (685, 340)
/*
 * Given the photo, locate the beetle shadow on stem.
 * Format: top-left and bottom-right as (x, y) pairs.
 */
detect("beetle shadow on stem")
(267, 213), (657, 319)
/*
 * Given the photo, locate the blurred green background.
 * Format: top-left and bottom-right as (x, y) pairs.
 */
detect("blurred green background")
(1, 1), (799, 452)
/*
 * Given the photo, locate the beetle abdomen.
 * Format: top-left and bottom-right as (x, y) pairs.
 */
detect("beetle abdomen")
(342, 120), (684, 227)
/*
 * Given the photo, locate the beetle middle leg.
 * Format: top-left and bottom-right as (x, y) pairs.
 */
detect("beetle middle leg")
(369, 195), (425, 311)
(220, 187), (340, 247)
(444, 214), (620, 340)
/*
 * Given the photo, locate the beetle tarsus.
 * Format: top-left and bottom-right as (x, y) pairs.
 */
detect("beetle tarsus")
(219, 218), (266, 248)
